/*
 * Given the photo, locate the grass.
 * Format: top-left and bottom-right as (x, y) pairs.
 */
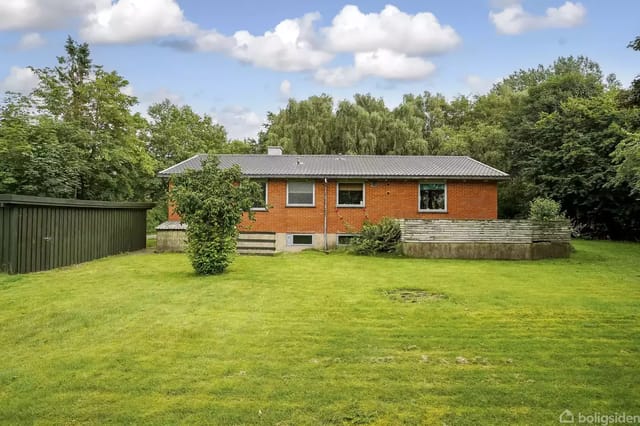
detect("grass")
(0, 240), (639, 425)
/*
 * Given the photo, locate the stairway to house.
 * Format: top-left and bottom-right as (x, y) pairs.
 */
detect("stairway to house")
(237, 232), (276, 255)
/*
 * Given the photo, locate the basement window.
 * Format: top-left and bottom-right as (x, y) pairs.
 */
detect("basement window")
(337, 234), (358, 246)
(287, 234), (313, 246)
(337, 182), (365, 207)
(251, 181), (268, 211)
(419, 182), (447, 212)
(287, 181), (315, 207)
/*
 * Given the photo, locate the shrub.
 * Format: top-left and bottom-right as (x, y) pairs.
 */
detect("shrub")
(350, 217), (401, 255)
(169, 157), (261, 275)
(529, 197), (565, 221)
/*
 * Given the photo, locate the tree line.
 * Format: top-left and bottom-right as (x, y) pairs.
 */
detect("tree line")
(1, 37), (639, 239)
(261, 52), (640, 239)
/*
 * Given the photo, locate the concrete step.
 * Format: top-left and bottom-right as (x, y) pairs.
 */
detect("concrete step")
(237, 247), (276, 256)
(237, 240), (276, 249)
(238, 232), (276, 241)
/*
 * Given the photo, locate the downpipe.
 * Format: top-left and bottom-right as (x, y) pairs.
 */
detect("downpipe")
(323, 177), (328, 252)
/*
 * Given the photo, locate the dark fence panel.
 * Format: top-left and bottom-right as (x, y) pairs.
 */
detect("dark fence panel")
(0, 195), (154, 274)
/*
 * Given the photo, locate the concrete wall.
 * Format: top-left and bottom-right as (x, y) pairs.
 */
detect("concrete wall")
(399, 219), (572, 260)
(157, 225), (344, 253)
(401, 241), (571, 260)
(156, 218), (572, 259)
(156, 221), (187, 252)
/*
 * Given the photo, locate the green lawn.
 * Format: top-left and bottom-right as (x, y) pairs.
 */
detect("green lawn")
(1, 241), (639, 425)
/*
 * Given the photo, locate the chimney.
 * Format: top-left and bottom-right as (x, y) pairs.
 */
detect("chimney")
(267, 146), (283, 156)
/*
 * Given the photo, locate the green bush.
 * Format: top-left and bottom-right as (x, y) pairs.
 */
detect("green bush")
(169, 157), (261, 275)
(350, 217), (401, 255)
(529, 197), (565, 221)
(146, 199), (168, 233)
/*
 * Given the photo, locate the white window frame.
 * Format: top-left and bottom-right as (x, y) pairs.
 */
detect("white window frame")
(287, 234), (314, 246)
(336, 182), (365, 208)
(250, 180), (268, 211)
(286, 180), (315, 207)
(418, 181), (447, 213)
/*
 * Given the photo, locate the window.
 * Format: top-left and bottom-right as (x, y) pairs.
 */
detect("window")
(419, 182), (447, 212)
(337, 182), (365, 207)
(337, 234), (358, 246)
(288, 234), (313, 246)
(287, 181), (315, 206)
(251, 181), (268, 210)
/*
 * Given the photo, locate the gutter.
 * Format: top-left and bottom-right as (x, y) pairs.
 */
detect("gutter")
(160, 173), (510, 181)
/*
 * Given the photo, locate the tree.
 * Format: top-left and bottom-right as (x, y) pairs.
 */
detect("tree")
(263, 95), (335, 154)
(254, 55), (639, 238)
(528, 92), (640, 238)
(626, 36), (640, 106)
(0, 94), (82, 197)
(169, 157), (261, 274)
(612, 35), (640, 192)
(146, 99), (227, 171)
(27, 36), (154, 201)
(612, 130), (640, 194)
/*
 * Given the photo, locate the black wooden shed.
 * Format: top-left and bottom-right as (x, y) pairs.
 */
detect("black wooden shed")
(0, 194), (154, 274)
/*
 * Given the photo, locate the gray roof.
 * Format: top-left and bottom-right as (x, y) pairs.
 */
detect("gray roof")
(158, 154), (509, 180)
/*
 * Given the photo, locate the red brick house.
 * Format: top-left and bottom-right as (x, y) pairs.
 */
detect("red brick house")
(157, 147), (509, 253)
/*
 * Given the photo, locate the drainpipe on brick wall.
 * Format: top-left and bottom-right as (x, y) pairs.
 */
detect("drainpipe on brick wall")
(323, 178), (328, 251)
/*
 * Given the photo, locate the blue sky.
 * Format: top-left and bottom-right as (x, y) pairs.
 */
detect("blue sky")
(1, 0), (639, 139)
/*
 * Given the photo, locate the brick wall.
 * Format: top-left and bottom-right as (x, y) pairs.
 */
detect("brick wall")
(229, 179), (499, 234)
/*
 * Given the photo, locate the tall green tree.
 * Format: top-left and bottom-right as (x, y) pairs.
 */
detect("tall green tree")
(146, 99), (227, 171)
(527, 91), (640, 237)
(263, 95), (335, 154)
(0, 94), (81, 197)
(27, 36), (153, 200)
(625, 36), (640, 106)
(611, 35), (640, 193)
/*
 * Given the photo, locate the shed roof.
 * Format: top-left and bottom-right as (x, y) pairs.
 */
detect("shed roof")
(158, 154), (509, 180)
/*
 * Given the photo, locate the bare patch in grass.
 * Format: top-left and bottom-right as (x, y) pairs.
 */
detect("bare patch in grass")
(382, 288), (447, 303)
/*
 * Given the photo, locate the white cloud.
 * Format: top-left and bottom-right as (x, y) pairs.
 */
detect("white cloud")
(0, 0), (107, 31)
(193, 12), (333, 72)
(16, 32), (46, 50)
(126, 86), (186, 116)
(0, 66), (39, 94)
(324, 5), (461, 55)
(355, 49), (435, 80)
(464, 75), (495, 94)
(489, 0), (521, 8)
(213, 106), (264, 140)
(490, 1), (586, 35)
(2, 2), (458, 90)
(187, 5), (457, 79)
(315, 49), (435, 87)
(120, 84), (135, 97)
(314, 67), (361, 88)
(191, 30), (234, 52)
(80, 0), (197, 44)
(279, 80), (292, 99)
(141, 87), (184, 105)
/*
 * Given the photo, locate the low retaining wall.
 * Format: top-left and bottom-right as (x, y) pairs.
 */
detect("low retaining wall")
(156, 222), (278, 255)
(156, 221), (188, 252)
(398, 219), (571, 260)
